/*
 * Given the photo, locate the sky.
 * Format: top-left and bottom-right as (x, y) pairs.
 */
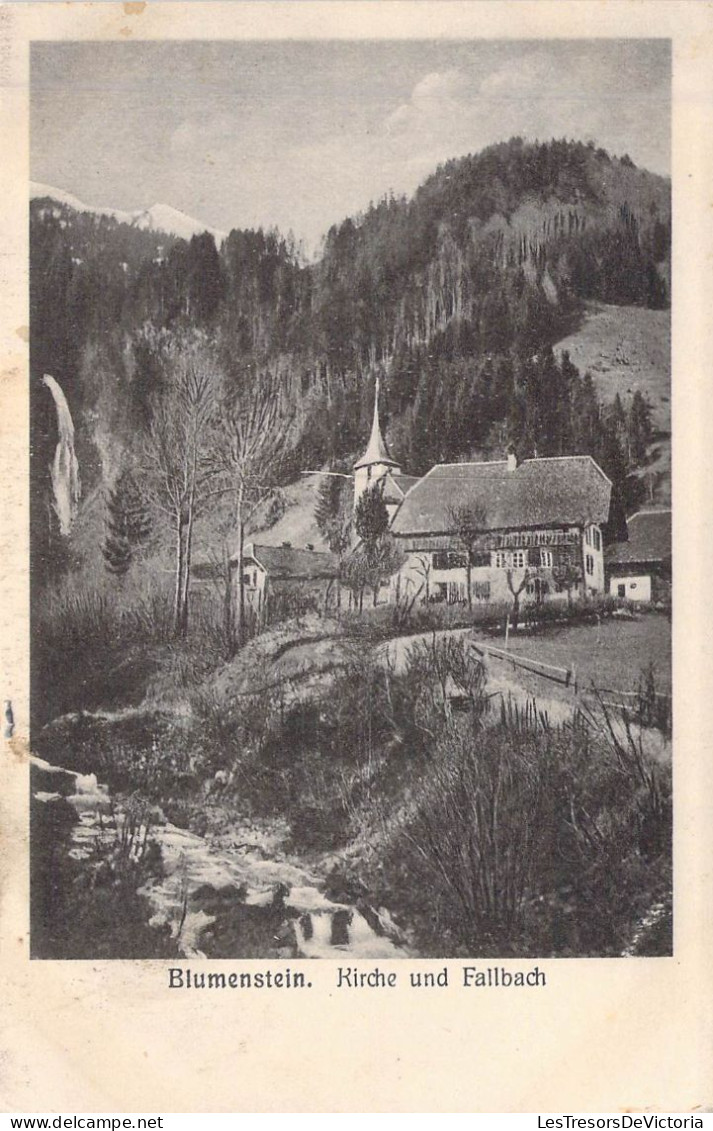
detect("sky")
(31, 39), (670, 253)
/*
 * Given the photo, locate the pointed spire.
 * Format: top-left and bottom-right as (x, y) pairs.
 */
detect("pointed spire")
(354, 376), (399, 470)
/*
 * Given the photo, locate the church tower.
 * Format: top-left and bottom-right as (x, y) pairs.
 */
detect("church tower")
(353, 377), (401, 508)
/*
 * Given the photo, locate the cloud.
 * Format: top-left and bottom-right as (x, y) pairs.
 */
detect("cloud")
(385, 68), (469, 135)
(378, 48), (669, 193)
(411, 69), (467, 106)
(478, 54), (552, 99)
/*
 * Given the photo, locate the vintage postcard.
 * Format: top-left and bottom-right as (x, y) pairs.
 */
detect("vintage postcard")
(1, 0), (711, 1113)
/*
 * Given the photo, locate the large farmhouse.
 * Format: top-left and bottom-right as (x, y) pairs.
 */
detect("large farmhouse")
(355, 382), (612, 608)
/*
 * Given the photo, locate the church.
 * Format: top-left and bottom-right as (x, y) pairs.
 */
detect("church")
(353, 380), (611, 608)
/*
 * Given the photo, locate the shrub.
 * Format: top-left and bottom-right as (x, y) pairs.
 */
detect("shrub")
(633, 661), (672, 738)
(264, 587), (322, 626)
(31, 790), (173, 959)
(337, 599), (511, 644)
(519, 593), (622, 632)
(32, 572), (175, 724)
(374, 704), (672, 957)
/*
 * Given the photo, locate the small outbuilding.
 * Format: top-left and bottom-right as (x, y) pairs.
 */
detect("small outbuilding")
(235, 542), (340, 617)
(605, 509), (671, 603)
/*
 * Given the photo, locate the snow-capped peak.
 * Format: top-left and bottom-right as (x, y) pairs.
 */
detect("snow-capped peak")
(30, 182), (226, 243)
(131, 202), (226, 243)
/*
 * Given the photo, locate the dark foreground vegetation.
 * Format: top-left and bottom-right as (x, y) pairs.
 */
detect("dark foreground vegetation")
(33, 619), (672, 960)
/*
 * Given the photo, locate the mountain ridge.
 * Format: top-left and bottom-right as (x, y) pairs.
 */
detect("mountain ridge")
(30, 181), (227, 244)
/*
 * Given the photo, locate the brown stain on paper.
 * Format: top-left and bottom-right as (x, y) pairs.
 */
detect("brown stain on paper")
(8, 734), (28, 764)
(123, 2), (146, 14)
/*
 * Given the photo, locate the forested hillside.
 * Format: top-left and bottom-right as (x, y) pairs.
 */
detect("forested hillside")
(31, 138), (670, 579)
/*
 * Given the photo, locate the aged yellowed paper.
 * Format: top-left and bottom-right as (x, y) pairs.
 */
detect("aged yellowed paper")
(1, 0), (712, 1113)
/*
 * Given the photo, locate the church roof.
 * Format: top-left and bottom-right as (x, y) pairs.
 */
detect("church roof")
(390, 456), (612, 536)
(606, 509), (671, 566)
(354, 380), (400, 471)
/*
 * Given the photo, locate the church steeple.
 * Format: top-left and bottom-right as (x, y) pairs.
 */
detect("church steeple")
(354, 377), (397, 471)
(353, 377), (401, 507)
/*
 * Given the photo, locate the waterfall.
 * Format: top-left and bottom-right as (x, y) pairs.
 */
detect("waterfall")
(42, 374), (81, 535)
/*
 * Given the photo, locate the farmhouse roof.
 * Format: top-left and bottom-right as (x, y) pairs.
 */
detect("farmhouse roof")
(381, 472), (420, 506)
(239, 542), (339, 581)
(606, 509), (671, 566)
(390, 455), (612, 536)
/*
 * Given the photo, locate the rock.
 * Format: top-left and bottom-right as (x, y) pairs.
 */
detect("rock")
(31, 757), (77, 798)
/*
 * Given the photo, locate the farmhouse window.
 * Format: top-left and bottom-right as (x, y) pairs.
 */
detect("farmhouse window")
(512, 550), (526, 569)
(555, 546), (571, 566)
(432, 550), (467, 571)
(540, 549), (553, 568)
(585, 554), (594, 575)
(469, 550), (491, 568)
(593, 528), (601, 551)
(473, 581), (491, 601)
(494, 551), (509, 569)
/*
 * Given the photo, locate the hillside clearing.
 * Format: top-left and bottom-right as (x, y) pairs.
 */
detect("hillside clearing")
(554, 302), (670, 433)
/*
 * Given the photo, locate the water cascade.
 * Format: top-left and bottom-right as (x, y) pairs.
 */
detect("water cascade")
(41, 374), (81, 535)
(31, 752), (412, 960)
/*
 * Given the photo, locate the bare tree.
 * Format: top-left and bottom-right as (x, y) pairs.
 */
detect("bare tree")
(505, 569), (528, 629)
(411, 553), (433, 603)
(340, 547), (370, 614)
(367, 536), (405, 608)
(340, 536), (404, 613)
(505, 566), (547, 628)
(212, 359), (293, 650)
(446, 501), (488, 609)
(552, 559), (583, 608)
(143, 341), (218, 637)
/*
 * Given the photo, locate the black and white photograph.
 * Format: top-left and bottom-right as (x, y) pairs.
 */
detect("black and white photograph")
(29, 36), (673, 963)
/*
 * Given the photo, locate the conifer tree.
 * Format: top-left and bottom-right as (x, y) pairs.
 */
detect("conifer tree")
(354, 484), (389, 554)
(102, 466), (151, 577)
(315, 472), (353, 609)
(629, 391), (653, 465)
(314, 472), (352, 558)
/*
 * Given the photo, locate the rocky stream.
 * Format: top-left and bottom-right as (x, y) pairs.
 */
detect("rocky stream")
(31, 755), (412, 960)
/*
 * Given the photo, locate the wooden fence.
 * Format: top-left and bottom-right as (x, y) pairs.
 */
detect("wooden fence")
(471, 642), (573, 687)
(470, 640), (671, 712)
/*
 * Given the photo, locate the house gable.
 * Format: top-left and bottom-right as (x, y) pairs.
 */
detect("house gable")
(605, 509), (671, 568)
